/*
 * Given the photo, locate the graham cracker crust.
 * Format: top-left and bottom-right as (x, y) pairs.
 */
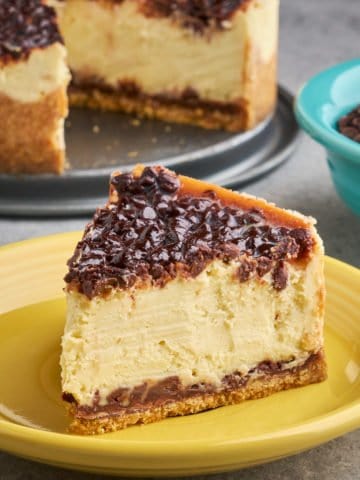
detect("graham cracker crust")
(69, 87), (249, 132)
(67, 350), (326, 435)
(0, 87), (68, 174)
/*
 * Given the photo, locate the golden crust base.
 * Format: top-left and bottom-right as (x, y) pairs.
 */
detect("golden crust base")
(0, 87), (68, 175)
(68, 351), (327, 435)
(69, 88), (248, 132)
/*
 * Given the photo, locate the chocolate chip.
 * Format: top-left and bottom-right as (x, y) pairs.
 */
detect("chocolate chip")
(272, 261), (288, 291)
(256, 257), (273, 277)
(338, 105), (360, 143)
(237, 258), (256, 282)
(158, 171), (180, 193)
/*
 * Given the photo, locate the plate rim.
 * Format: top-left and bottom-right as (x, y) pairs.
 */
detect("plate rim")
(0, 233), (360, 473)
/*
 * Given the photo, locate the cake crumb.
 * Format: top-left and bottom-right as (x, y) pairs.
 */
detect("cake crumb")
(128, 151), (139, 158)
(93, 125), (100, 134)
(164, 125), (172, 133)
(131, 119), (141, 127)
(151, 137), (158, 144)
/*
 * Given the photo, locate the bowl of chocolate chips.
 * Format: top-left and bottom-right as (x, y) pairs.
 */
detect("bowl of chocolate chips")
(295, 58), (360, 215)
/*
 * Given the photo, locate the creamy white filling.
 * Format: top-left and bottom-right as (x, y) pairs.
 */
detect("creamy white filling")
(54, 0), (278, 102)
(61, 253), (324, 406)
(0, 43), (70, 103)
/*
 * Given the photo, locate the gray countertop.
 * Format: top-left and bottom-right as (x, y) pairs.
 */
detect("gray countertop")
(0, 0), (359, 478)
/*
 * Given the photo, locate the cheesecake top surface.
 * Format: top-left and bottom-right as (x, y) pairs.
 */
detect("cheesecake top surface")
(59, 0), (251, 33)
(65, 166), (316, 299)
(139, 0), (251, 32)
(0, 0), (62, 64)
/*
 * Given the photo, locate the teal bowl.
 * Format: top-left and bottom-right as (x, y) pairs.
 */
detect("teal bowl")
(295, 59), (360, 215)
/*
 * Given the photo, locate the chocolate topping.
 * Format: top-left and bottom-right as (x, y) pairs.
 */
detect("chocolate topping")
(63, 353), (321, 418)
(139, 0), (250, 33)
(0, 0), (62, 63)
(338, 105), (360, 143)
(65, 167), (314, 298)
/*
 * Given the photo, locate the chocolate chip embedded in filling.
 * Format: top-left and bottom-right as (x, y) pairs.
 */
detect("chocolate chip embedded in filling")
(65, 167), (314, 298)
(0, 0), (62, 63)
(338, 105), (360, 143)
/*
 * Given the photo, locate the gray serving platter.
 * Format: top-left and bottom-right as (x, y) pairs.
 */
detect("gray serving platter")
(0, 86), (300, 217)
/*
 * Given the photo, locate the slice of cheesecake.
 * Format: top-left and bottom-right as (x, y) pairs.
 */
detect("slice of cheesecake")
(62, 165), (326, 435)
(0, 0), (70, 174)
(51, 0), (278, 132)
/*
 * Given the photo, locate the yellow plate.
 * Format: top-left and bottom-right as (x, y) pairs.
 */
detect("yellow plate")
(0, 232), (360, 477)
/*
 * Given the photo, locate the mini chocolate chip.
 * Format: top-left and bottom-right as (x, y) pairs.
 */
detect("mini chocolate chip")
(256, 257), (273, 277)
(272, 261), (288, 290)
(111, 172), (133, 193)
(237, 259), (256, 282)
(338, 104), (360, 143)
(158, 171), (180, 193)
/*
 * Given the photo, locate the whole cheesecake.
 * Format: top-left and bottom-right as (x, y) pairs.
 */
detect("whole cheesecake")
(0, 0), (70, 174)
(1, 0), (279, 174)
(62, 166), (326, 435)
(52, 0), (279, 132)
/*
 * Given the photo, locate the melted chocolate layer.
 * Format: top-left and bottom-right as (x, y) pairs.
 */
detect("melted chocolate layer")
(64, 353), (321, 419)
(65, 167), (313, 298)
(70, 77), (242, 115)
(0, 0), (62, 63)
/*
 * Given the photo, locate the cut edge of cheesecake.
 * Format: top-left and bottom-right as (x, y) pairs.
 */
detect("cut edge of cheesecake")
(1, 0), (278, 174)
(62, 165), (326, 435)
(68, 53), (276, 132)
(0, 1), (70, 175)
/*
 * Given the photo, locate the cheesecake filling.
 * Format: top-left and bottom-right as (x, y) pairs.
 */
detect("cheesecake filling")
(62, 254), (324, 407)
(0, 44), (70, 103)
(53, 0), (278, 103)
